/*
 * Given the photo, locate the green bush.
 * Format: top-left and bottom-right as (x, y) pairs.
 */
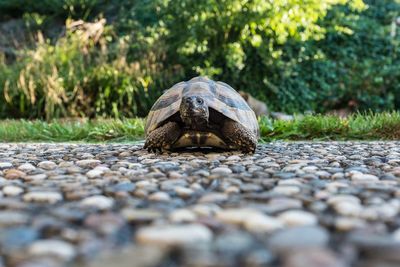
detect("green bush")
(0, 19), (167, 119)
(0, 0), (399, 119)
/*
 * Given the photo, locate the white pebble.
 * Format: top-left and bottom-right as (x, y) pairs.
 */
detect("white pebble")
(38, 161), (57, 170)
(351, 173), (379, 182)
(169, 209), (197, 223)
(86, 169), (104, 179)
(76, 159), (101, 168)
(174, 187), (194, 198)
(136, 224), (212, 246)
(272, 186), (300, 196)
(0, 162), (12, 169)
(29, 240), (76, 260)
(23, 191), (62, 204)
(211, 167), (232, 175)
(3, 185), (23, 196)
(278, 210), (318, 226)
(81, 195), (114, 209)
(18, 163), (36, 172)
(148, 192), (171, 202)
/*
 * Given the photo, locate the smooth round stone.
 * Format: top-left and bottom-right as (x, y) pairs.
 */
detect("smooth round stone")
(351, 173), (379, 182)
(244, 213), (284, 233)
(28, 240), (76, 261)
(335, 217), (366, 231)
(315, 171), (331, 179)
(23, 174), (47, 181)
(302, 166), (318, 173)
(121, 209), (163, 223)
(76, 159), (101, 168)
(278, 210), (318, 226)
(334, 202), (362, 217)
(225, 186), (240, 194)
(0, 227), (39, 251)
(191, 204), (221, 217)
(86, 169), (104, 179)
(392, 228), (400, 241)
(136, 224), (213, 246)
(169, 171), (183, 179)
(283, 248), (345, 267)
(3, 185), (23, 196)
(198, 193), (228, 203)
(226, 155), (241, 161)
(272, 185), (301, 196)
(0, 211), (29, 226)
(0, 162), (12, 169)
(23, 191), (62, 204)
(211, 167), (232, 175)
(154, 162), (179, 172)
(174, 187), (194, 198)
(148, 192), (171, 202)
(216, 209), (259, 225)
(327, 195), (361, 206)
(169, 209), (197, 223)
(37, 161), (57, 170)
(216, 208), (283, 232)
(4, 169), (26, 179)
(18, 163), (36, 172)
(81, 195), (114, 210)
(268, 226), (329, 252)
(332, 173), (344, 179)
(108, 182), (135, 193)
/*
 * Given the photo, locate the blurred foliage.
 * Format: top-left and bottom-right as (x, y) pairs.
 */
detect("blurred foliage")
(0, 0), (399, 119)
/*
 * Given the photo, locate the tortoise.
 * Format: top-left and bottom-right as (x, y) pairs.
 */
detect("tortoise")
(144, 76), (259, 153)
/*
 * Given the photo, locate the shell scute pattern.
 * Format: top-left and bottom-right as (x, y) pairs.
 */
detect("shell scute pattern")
(145, 77), (259, 138)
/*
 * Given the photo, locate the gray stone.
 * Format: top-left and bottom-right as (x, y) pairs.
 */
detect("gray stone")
(136, 224), (213, 246)
(269, 226), (330, 252)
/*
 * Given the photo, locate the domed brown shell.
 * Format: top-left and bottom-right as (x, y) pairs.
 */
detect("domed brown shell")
(145, 76), (259, 139)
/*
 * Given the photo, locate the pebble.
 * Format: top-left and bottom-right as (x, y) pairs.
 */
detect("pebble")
(169, 209), (197, 223)
(0, 227), (38, 251)
(216, 209), (283, 233)
(0, 142), (397, 267)
(0, 211), (29, 226)
(76, 159), (102, 168)
(18, 163), (36, 172)
(4, 169), (26, 179)
(28, 240), (76, 261)
(283, 248), (345, 267)
(278, 210), (318, 226)
(351, 173), (379, 182)
(86, 169), (104, 178)
(211, 167), (232, 175)
(81, 195), (114, 209)
(268, 226), (329, 252)
(136, 224), (213, 246)
(0, 162), (12, 169)
(38, 161), (57, 170)
(23, 191), (62, 204)
(272, 185), (301, 196)
(148, 192), (171, 202)
(174, 187), (194, 198)
(2, 185), (24, 196)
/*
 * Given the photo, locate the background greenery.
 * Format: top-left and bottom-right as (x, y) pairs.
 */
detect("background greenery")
(0, 0), (399, 120)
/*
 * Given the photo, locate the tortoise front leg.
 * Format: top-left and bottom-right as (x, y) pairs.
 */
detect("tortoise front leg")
(144, 122), (181, 153)
(221, 120), (257, 153)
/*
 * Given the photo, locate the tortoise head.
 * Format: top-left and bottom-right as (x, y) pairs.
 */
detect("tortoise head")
(180, 95), (209, 128)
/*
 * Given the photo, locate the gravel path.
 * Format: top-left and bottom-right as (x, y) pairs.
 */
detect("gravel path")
(0, 142), (399, 267)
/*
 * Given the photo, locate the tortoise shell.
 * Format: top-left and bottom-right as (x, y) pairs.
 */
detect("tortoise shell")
(145, 77), (259, 142)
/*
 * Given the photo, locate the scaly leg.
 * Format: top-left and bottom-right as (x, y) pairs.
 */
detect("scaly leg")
(144, 122), (181, 153)
(221, 120), (257, 153)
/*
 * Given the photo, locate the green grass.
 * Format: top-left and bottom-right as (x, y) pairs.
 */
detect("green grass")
(0, 112), (400, 143)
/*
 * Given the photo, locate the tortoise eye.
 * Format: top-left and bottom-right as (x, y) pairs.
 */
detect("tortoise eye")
(196, 98), (204, 105)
